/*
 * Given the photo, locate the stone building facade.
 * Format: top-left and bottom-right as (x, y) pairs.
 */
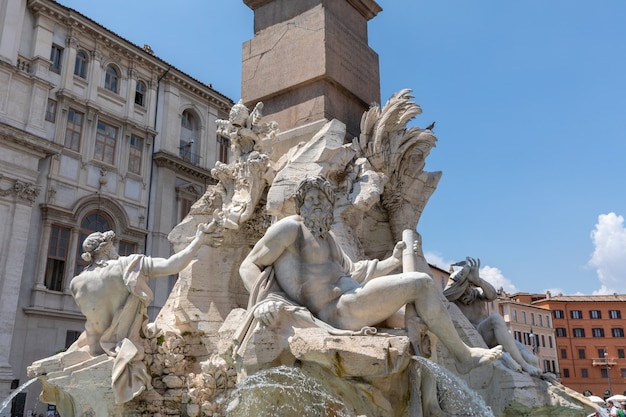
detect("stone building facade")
(0, 0), (232, 413)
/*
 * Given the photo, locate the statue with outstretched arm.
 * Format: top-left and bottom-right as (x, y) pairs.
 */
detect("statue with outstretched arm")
(68, 220), (224, 404)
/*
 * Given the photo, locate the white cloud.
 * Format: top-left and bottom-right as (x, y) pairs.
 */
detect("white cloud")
(425, 252), (519, 294)
(588, 212), (626, 295)
(425, 251), (454, 271)
(480, 265), (518, 294)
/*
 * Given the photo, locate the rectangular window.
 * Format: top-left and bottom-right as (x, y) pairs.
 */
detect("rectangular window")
(514, 331), (522, 343)
(610, 310), (622, 319)
(513, 309), (518, 323)
(44, 225), (70, 291)
(218, 135), (230, 163)
(74, 51), (87, 78)
(581, 368), (589, 378)
(65, 330), (81, 349)
(562, 368), (570, 378)
(578, 348), (586, 359)
(522, 311), (527, 324)
(592, 328), (605, 338)
(65, 108), (83, 151)
(598, 348), (606, 358)
(590, 310), (602, 319)
(573, 328), (585, 338)
(618, 348), (625, 359)
(134, 81), (146, 106)
(180, 198), (194, 222)
(621, 368), (626, 378)
(531, 312), (535, 326)
(560, 348), (567, 359)
(548, 336), (553, 348)
(570, 310), (583, 319)
(612, 328), (625, 338)
(128, 135), (143, 174)
(556, 328), (567, 337)
(541, 334), (546, 347)
(600, 368), (609, 378)
(118, 241), (136, 257)
(524, 332), (530, 345)
(545, 315), (551, 328)
(45, 99), (56, 122)
(554, 310), (564, 319)
(49, 44), (63, 73)
(538, 315), (543, 327)
(95, 121), (117, 164)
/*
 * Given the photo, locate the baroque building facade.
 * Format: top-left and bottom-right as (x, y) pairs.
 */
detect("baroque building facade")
(534, 293), (626, 397)
(494, 292), (559, 376)
(0, 0), (233, 412)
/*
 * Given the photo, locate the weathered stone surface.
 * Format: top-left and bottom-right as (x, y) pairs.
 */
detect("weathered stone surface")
(289, 327), (411, 377)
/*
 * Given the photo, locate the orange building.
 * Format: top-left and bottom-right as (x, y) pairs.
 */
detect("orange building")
(533, 293), (626, 397)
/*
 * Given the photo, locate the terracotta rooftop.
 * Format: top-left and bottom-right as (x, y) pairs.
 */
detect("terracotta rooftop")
(533, 294), (626, 303)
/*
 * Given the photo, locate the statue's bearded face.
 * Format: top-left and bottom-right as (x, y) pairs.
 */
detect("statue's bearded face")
(299, 188), (334, 238)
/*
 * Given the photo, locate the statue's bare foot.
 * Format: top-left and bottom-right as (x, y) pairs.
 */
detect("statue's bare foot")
(456, 345), (503, 374)
(500, 352), (523, 372)
(521, 362), (542, 377)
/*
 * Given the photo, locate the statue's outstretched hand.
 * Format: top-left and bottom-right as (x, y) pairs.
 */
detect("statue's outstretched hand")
(197, 220), (224, 247)
(254, 300), (285, 327)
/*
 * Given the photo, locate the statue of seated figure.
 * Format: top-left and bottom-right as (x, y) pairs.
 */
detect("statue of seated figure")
(238, 176), (503, 376)
(443, 257), (542, 376)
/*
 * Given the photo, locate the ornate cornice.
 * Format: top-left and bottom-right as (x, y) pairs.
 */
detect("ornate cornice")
(153, 151), (217, 182)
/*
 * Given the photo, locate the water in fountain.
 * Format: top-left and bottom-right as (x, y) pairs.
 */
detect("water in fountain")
(413, 356), (495, 417)
(0, 378), (37, 415)
(225, 365), (355, 417)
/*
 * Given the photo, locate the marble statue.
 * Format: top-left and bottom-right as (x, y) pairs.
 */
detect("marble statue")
(66, 221), (223, 404)
(213, 99), (277, 229)
(28, 92), (602, 417)
(443, 257), (542, 376)
(239, 176), (503, 375)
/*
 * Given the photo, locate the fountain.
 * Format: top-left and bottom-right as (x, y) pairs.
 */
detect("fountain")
(22, 1), (605, 416)
(25, 91), (601, 417)
(0, 378), (36, 416)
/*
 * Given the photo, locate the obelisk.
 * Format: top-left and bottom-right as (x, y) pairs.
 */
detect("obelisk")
(242, 0), (382, 146)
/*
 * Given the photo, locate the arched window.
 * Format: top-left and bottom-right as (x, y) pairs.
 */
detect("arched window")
(135, 80), (146, 106)
(74, 51), (88, 78)
(104, 65), (119, 93)
(75, 212), (112, 274)
(179, 110), (198, 163)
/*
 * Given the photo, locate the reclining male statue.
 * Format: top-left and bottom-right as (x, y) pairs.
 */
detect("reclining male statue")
(443, 257), (542, 376)
(239, 176), (503, 376)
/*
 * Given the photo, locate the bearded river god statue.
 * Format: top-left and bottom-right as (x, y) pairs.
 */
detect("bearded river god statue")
(28, 92), (601, 417)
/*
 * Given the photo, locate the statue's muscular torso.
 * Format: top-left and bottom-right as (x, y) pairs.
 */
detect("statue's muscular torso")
(271, 218), (359, 323)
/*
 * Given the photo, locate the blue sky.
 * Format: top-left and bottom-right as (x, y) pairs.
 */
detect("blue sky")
(56, 1), (626, 296)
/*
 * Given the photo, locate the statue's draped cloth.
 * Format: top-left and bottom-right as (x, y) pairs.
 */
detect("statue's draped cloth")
(69, 254), (155, 404)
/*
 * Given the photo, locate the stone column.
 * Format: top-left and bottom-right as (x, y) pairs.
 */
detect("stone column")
(0, 191), (37, 395)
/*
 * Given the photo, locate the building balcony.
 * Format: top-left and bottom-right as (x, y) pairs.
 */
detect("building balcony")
(592, 357), (617, 367)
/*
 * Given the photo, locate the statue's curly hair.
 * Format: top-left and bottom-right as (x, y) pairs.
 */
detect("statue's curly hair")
(294, 176), (334, 214)
(81, 230), (115, 262)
